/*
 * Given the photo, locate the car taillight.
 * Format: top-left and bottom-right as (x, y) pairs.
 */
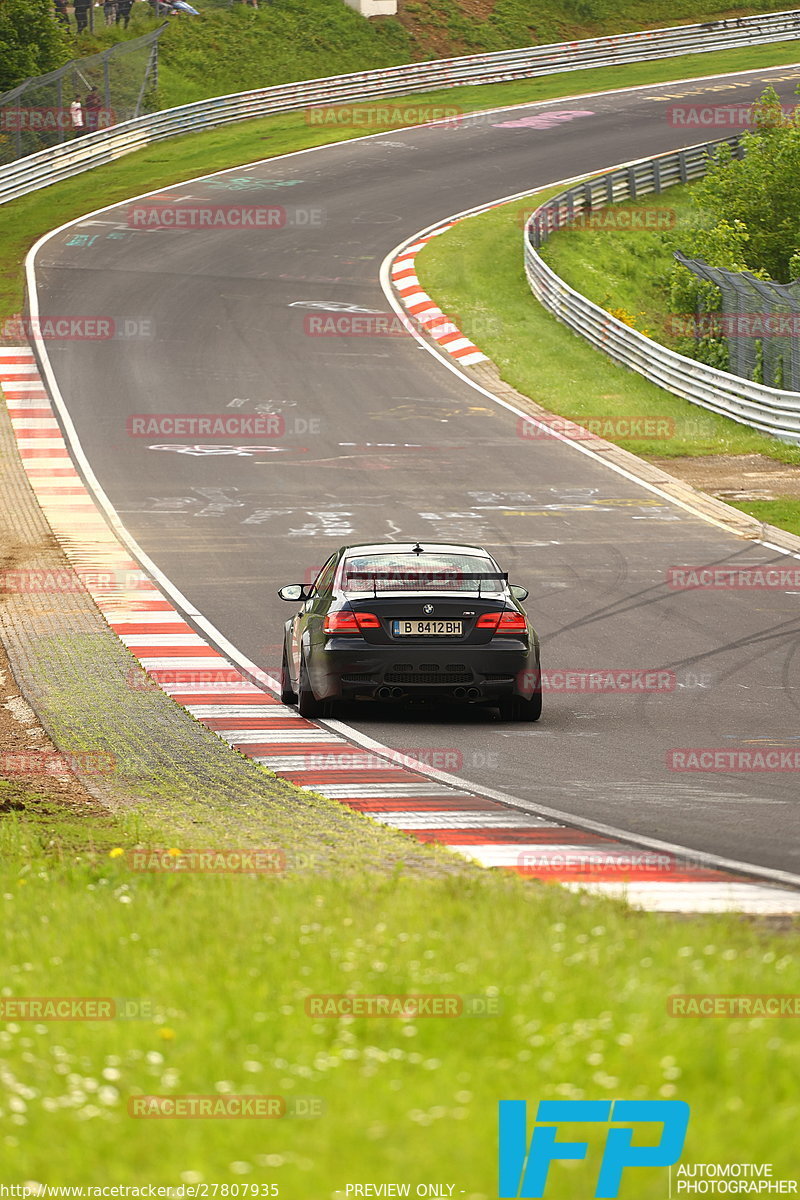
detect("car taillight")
(324, 610), (381, 634)
(476, 611), (527, 634)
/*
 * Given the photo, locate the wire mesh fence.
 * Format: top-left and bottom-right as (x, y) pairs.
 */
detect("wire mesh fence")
(0, 25), (165, 165)
(675, 251), (800, 391)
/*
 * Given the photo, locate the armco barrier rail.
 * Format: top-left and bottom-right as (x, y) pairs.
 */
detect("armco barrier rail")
(2, 8), (800, 205)
(524, 139), (800, 445)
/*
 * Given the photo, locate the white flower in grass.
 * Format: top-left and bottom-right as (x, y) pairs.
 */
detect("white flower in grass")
(180, 1173), (203, 1185)
(98, 1087), (119, 1106)
(229, 1163), (251, 1175)
(102, 1067), (121, 1081)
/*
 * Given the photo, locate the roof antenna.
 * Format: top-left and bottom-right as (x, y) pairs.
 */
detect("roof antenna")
(411, 542), (425, 555)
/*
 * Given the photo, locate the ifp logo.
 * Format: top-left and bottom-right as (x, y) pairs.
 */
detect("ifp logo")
(498, 1100), (689, 1198)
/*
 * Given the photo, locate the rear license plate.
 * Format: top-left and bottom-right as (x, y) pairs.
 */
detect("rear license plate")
(392, 620), (462, 637)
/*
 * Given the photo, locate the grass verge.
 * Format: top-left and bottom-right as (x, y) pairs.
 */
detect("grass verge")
(726, 497), (800, 535)
(73, 1), (800, 109)
(4, 39), (800, 321)
(1, 800), (799, 1188)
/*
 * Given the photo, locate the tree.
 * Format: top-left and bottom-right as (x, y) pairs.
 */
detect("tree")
(691, 87), (800, 282)
(0, 0), (71, 94)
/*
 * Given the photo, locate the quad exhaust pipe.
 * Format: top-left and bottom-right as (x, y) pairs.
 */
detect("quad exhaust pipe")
(377, 685), (406, 700)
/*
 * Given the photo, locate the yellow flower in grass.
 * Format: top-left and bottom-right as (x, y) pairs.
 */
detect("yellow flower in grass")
(167, 848), (183, 858)
(158, 1028), (176, 1041)
(109, 848), (124, 859)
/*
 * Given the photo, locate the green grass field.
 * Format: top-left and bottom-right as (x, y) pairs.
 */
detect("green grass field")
(73, 0), (800, 110)
(2, 800), (799, 1190)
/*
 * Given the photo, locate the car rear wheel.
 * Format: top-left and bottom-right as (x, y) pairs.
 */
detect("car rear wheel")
(297, 654), (323, 718)
(499, 690), (542, 722)
(280, 643), (296, 705)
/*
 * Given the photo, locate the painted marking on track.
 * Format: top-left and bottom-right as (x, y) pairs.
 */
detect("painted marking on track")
(492, 109), (595, 129)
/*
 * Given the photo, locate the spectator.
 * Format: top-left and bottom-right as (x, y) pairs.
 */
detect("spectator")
(116, 0), (132, 26)
(84, 86), (102, 132)
(74, 0), (90, 31)
(70, 95), (85, 137)
(54, 0), (70, 27)
(104, 0), (116, 23)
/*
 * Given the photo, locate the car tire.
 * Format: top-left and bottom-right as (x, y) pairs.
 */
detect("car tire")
(297, 654), (322, 718)
(498, 690), (542, 723)
(280, 643), (296, 705)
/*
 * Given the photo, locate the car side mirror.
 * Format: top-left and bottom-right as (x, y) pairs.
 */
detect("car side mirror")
(510, 584), (529, 602)
(278, 584), (311, 601)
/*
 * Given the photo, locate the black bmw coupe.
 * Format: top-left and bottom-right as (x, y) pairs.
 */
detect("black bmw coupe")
(278, 541), (541, 722)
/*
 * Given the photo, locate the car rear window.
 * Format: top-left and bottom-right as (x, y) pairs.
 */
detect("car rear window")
(341, 553), (504, 593)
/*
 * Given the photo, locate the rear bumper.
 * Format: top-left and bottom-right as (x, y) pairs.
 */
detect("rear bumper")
(308, 637), (539, 700)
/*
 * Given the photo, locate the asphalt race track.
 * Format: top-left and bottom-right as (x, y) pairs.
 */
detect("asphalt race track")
(31, 65), (800, 875)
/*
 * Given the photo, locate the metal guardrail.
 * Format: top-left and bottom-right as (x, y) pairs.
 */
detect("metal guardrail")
(2, 8), (800, 205)
(524, 139), (800, 445)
